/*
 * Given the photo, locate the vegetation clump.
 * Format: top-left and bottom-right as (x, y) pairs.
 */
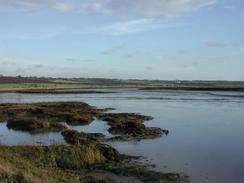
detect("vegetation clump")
(0, 113), (6, 122)
(0, 173), (28, 183)
(0, 102), (96, 131)
(61, 130), (122, 162)
(62, 129), (105, 145)
(97, 113), (168, 141)
(97, 113), (154, 124)
(7, 117), (66, 133)
(100, 165), (184, 183)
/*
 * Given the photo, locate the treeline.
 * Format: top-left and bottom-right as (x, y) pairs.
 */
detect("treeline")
(0, 75), (51, 84)
(0, 75), (243, 85)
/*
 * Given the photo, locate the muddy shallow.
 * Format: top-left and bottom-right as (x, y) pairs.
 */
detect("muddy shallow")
(0, 88), (244, 183)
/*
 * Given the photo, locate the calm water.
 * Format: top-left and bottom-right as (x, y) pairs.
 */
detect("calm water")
(0, 89), (244, 183)
(0, 119), (110, 145)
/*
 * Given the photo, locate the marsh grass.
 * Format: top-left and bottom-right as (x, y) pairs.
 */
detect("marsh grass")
(0, 143), (117, 183)
(0, 143), (185, 183)
(0, 102), (166, 140)
(1, 80), (244, 93)
(0, 145), (83, 183)
(0, 102), (96, 132)
(7, 118), (66, 133)
(102, 165), (183, 183)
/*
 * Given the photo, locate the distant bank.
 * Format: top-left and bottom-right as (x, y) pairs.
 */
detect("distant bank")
(0, 75), (244, 92)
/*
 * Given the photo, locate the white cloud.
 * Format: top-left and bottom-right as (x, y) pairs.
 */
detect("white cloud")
(0, 27), (66, 40)
(0, 0), (74, 12)
(81, 0), (217, 17)
(0, 1), (217, 36)
(53, 3), (73, 12)
(80, 19), (176, 35)
(0, 0), (217, 17)
(0, 0), (217, 36)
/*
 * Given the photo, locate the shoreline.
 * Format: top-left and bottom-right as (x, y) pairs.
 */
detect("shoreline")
(0, 86), (244, 94)
(1, 79), (244, 93)
(139, 86), (244, 92)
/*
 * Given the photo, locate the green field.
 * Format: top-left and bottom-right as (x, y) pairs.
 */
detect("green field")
(0, 76), (244, 92)
(1, 82), (244, 93)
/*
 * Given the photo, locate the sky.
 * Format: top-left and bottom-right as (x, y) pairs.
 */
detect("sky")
(0, 0), (243, 80)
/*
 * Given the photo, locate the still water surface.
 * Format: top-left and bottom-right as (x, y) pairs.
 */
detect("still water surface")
(0, 89), (244, 183)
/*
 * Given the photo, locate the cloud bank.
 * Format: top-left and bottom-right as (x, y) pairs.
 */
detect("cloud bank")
(0, 0), (217, 17)
(0, 0), (73, 12)
(0, 0), (217, 36)
(80, 0), (217, 17)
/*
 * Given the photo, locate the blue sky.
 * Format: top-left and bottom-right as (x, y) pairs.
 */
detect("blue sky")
(0, 0), (243, 80)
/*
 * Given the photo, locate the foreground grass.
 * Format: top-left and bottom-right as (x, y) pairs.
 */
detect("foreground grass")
(0, 143), (130, 183)
(0, 145), (99, 183)
(0, 143), (185, 183)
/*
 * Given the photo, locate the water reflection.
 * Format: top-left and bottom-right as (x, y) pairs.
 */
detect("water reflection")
(0, 119), (111, 146)
(0, 122), (64, 145)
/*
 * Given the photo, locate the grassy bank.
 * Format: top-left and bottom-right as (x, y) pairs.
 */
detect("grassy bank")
(0, 145), (103, 183)
(0, 123), (186, 183)
(1, 81), (244, 93)
(0, 143), (185, 183)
